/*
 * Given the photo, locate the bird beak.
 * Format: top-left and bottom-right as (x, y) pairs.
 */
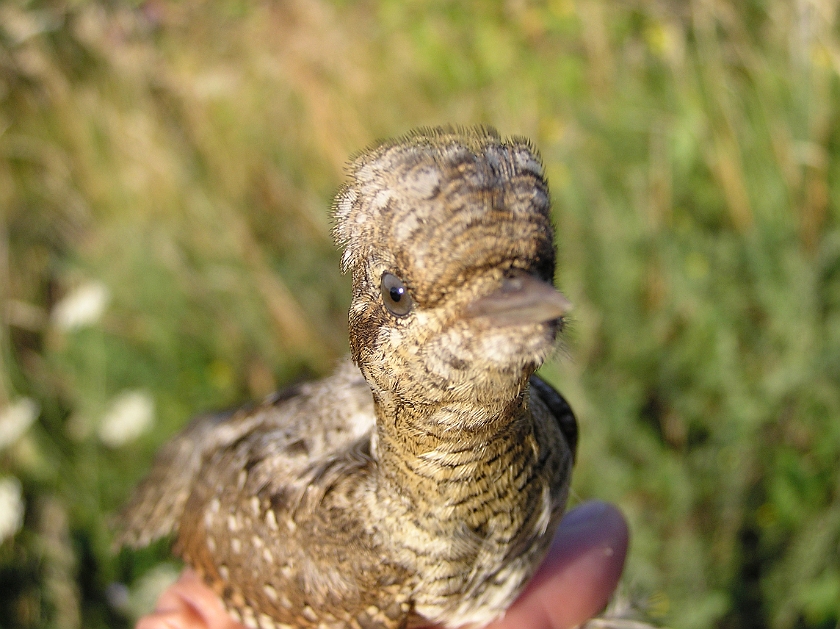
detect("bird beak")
(464, 272), (572, 326)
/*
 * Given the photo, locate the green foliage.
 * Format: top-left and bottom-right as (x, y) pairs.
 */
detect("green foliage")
(1, 1), (838, 628)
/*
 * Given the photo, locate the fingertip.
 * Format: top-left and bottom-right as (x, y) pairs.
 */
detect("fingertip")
(136, 610), (194, 629)
(140, 569), (246, 629)
(544, 500), (629, 589)
(491, 501), (629, 629)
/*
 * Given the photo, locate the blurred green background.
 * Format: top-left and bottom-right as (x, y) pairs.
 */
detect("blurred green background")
(1, 1), (839, 628)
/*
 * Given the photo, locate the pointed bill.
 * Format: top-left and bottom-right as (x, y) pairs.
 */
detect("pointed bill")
(465, 272), (572, 326)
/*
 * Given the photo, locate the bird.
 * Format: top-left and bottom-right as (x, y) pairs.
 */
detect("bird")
(115, 126), (578, 629)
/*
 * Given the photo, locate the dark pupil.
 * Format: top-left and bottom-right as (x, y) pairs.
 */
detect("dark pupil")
(389, 287), (404, 303)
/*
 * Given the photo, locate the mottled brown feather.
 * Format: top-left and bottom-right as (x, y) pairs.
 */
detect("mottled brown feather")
(116, 127), (576, 629)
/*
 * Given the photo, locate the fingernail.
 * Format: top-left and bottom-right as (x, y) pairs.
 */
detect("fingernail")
(550, 500), (630, 564)
(559, 500), (610, 530)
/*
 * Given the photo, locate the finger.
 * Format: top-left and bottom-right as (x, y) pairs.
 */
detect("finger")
(487, 500), (629, 629)
(137, 569), (247, 629)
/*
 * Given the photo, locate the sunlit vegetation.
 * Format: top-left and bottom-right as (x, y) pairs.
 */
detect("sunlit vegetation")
(1, 2), (838, 628)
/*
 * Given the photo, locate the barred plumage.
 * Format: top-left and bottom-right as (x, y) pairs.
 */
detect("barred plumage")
(116, 126), (576, 629)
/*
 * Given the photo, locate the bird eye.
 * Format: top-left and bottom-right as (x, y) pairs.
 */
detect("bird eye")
(381, 272), (413, 317)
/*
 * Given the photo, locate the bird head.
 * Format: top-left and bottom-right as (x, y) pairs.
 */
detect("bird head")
(333, 127), (570, 413)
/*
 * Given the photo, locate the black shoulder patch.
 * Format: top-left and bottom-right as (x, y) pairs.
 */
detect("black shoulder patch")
(529, 375), (578, 461)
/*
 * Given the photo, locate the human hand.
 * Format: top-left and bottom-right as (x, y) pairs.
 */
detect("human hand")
(136, 500), (629, 629)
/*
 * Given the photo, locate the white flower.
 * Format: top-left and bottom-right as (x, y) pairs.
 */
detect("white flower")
(0, 398), (39, 450)
(97, 391), (155, 448)
(0, 476), (24, 544)
(51, 281), (110, 330)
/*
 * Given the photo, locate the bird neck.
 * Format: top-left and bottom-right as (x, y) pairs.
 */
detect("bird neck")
(371, 388), (537, 503)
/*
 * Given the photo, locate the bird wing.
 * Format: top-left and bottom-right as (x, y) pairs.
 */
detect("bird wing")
(528, 374), (578, 461)
(114, 359), (376, 549)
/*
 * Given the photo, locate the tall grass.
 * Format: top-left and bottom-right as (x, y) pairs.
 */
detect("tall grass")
(1, 1), (838, 628)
